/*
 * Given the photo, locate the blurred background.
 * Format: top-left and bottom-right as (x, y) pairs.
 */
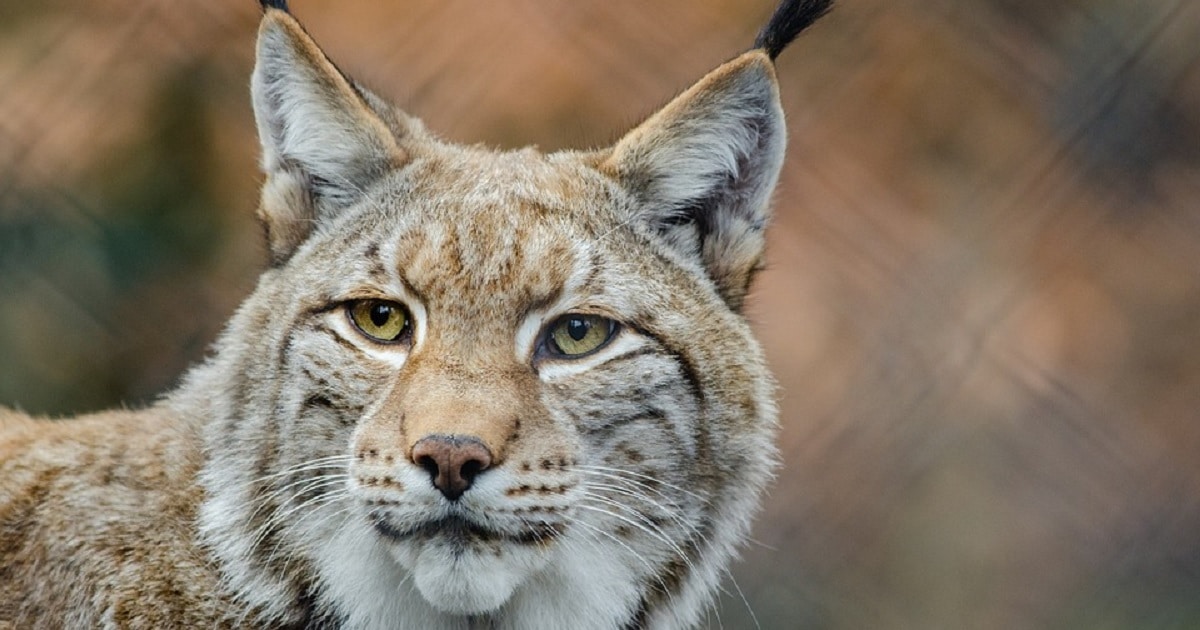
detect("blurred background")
(2, 1), (1199, 628)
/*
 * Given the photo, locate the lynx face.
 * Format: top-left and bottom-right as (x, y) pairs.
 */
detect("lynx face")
(281, 154), (745, 617)
(182, 2), (831, 628)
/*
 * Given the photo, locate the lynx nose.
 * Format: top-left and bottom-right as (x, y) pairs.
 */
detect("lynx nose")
(410, 435), (493, 501)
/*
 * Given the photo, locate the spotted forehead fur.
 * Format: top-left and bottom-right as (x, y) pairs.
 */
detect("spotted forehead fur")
(295, 146), (627, 319)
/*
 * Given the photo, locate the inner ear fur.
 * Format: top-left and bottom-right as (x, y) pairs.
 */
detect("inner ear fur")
(252, 9), (407, 264)
(602, 52), (787, 311)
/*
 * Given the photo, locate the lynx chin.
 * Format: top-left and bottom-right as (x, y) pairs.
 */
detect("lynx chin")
(0, 0), (832, 627)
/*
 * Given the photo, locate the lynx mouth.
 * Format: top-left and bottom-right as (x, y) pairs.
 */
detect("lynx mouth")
(370, 512), (565, 547)
(371, 510), (566, 614)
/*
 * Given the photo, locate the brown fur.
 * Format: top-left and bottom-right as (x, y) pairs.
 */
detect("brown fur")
(1, 3), (829, 627)
(0, 411), (236, 628)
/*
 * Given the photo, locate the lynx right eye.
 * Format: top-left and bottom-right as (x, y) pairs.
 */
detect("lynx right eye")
(347, 299), (410, 343)
(543, 314), (617, 358)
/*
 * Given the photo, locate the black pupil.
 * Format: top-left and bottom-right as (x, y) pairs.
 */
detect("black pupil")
(566, 317), (591, 341)
(369, 303), (393, 327)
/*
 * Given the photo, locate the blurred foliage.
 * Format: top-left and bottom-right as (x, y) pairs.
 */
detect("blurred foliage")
(2, 1), (1199, 628)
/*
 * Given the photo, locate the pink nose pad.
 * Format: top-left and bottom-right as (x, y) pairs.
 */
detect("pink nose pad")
(410, 434), (494, 501)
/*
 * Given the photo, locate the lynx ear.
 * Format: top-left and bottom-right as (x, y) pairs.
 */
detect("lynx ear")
(252, 8), (404, 263)
(604, 52), (786, 311)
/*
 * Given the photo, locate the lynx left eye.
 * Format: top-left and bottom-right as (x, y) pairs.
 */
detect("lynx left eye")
(545, 314), (616, 358)
(348, 299), (410, 343)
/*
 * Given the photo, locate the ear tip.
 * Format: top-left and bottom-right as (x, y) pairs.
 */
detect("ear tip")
(739, 50), (778, 73)
(754, 0), (835, 61)
(259, 0), (290, 13)
(257, 5), (305, 48)
(259, 5), (296, 25)
(721, 51), (781, 91)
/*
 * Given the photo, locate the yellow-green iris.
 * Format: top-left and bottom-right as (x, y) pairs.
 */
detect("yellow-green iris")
(547, 314), (615, 357)
(348, 300), (410, 342)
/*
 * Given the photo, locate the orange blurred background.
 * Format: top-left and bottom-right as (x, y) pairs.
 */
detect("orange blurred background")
(2, 1), (1199, 628)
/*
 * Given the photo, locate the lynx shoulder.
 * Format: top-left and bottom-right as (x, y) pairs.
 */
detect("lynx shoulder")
(0, 1), (832, 628)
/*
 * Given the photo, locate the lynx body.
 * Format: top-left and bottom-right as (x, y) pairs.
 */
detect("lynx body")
(0, 1), (832, 628)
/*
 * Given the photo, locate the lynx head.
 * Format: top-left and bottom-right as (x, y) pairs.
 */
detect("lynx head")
(191, 1), (831, 627)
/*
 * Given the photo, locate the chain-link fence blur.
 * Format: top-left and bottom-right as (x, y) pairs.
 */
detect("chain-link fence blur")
(2, 1), (1199, 628)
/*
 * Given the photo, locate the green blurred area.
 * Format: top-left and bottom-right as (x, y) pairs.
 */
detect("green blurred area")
(2, 1), (1199, 628)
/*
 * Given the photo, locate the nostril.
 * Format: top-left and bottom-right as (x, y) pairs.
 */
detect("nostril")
(459, 458), (484, 484)
(416, 453), (440, 479)
(410, 435), (494, 501)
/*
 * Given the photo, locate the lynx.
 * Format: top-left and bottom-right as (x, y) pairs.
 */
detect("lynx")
(0, 0), (832, 627)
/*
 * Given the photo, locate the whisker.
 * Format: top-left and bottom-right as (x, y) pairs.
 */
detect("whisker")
(259, 490), (351, 570)
(566, 517), (682, 616)
(724, 567), (760, 630)
(575, 464), (712, 506)
(577, 473), (715, 554)
(575, 501), (701, 582)
(576, 477), (705, 554)
(582, 480), (704, 540)
(244, 454), (353, 486)
(271, 499), (361, 577)
(252, 471), (350, 508)
(243, 473), (350, 535)
(246, 479), (350, 555)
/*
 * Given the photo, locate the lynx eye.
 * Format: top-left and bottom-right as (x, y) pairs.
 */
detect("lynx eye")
(544, 314), (616, 358)
(347, 299), (411, 343)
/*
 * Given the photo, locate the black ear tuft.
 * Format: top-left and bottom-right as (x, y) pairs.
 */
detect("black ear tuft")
(753, 0), (834, 61)
(259, 0), (289, 13)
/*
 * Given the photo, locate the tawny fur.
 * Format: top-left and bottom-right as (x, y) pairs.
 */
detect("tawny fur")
(1, 3), (830, 628)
